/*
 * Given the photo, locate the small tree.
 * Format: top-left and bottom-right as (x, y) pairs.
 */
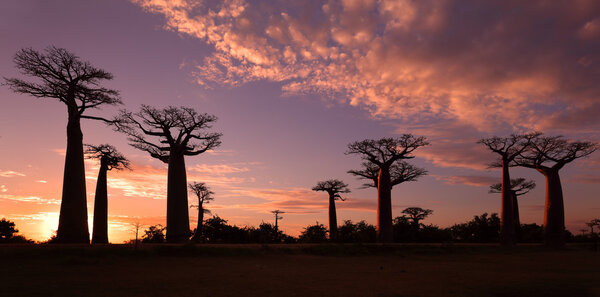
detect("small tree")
(513, 135), (597, 247)
(115, 105), (222, 243)
(401, 207), (433, 229)
(188, 182), (214, 242)
(271, 210), (285, 232)
(478, 132), (539, 246)
(4, 47), (121, 243)
(312, 179), (350, 241)
(85, 144), (130, 244)
(489, 178), (536, 233)
(142, 224), (166, 243)
(0, 218), (18, 242)
(346, 136), (429, 242)
(299, 222), (328, 243)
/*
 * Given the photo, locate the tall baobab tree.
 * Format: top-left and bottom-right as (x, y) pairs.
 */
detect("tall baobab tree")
(478, 132), (539, 246)
(115, 105), (222, 242)
(312, 179), (350, 241)
(85, 144), (130, 244)
(4, 46), (121, 243)
(401, 207), (433, 229)
(188, 182), (214, 242)
(346, 135), (429, 243)
(489, 178), (536, 233)
(348, 161), (427, 189)
(513, 136), (597, 247)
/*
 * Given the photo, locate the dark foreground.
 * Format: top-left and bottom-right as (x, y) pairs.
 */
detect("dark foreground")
(0, 244), (598, 297)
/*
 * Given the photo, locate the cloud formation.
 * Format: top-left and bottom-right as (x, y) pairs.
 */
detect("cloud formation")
(134, 0), (600, 131)
(0, 170), (25, 177)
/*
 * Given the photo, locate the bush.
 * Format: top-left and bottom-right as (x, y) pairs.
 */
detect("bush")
(299, 223), (328, 243)
(0, 218), (34, 243)
(338, 220), (376, 243)
(142, 225), (166, 243)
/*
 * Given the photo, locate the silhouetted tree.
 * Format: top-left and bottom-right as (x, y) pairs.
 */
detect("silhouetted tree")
(401, 207), (433, 229)
(131, 219), (144, 250)
(346, 136), (429, 242)
(513, 135), (597, 247)
(348, 161), (427, 189)
(4, 47), (121, 243)
(299, 222), (328, 243)
(586, 219), (600, 235)
(312, 179), (350, 241)
(188, 182), (214, 242)
(115, 105), (222, 242)
(478, 132), (539, 246)
(85, 144), (130, 244)
(450, 213), (500, 242)
(271, 210), (285, 233)
(489, 178), (536, 233)
(338, 220), (377, 243)
(142, 224), (166, 243)
(0, 218), (18, 242)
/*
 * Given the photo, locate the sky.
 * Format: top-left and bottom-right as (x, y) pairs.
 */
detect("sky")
(1, 0), (599, 242)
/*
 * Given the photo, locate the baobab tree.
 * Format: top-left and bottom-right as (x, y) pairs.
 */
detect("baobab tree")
(348, 161), (427, 189)
(489, 178), (536, 232)
(85, 144), (130, 244)
(478, 132), (539, 246)
(271, 210), (285, 232)
(4, 46), (121, 243)
(312, 179), (350, 241)
(188, 182), (214, 242)
(346, 135), (429, 242)
(401, 207), (433, 229)
(513, 135), (597, 247)
(115, 105), (222, 242)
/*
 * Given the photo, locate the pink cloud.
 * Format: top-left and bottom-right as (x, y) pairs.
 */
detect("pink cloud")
(433, 175), (499, 187)
(133, 0), (600, 132)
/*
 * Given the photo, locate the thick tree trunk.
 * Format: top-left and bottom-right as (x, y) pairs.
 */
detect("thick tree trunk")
(512, 191), (521, 236)
(91, 159), (109, 244)
(377, 167), (393, 243)
(500, 159), (516, 246)
(329, 195), (338, 241)
(166, 152), (190, 243)
(192, 204), (204, 242)
(56, 116), (90, 243)
(542, 169), (565, 248)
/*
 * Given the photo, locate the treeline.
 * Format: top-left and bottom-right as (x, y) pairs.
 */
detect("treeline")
(135, 212), (585, 244)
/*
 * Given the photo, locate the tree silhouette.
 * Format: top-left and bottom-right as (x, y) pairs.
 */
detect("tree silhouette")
(0, 218), (18, 242)
(489, 178), (536, 233)
(115, 105), (222, 243)
(142, 224), (166, 243)
(188, 182), (214, 242)
(298, 222), (328, 243)
(3, 46), (121, 243)
(271, 210), (285, 239)
(348, 161), (427, 189)
(401, 207), (433, 229)
(346, 136), (429, 242)
(513, 135), (597, 247)
(312, 179), (350, 241)
(85, 144), (130, 244)
(478, 132), (539, 246)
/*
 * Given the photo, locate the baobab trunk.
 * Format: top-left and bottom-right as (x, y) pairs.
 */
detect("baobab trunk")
(512, 191), (521, 236)
(56, 116), (90, 243)
(500, 158), (516, 246)
(328, 194), (338, 241)
(91, 157), (109, 244)
(377, 167), (393, 243)
(166, 152), (190, 243)
(542, 169), (565, 248)
(192, 204), (204, 242)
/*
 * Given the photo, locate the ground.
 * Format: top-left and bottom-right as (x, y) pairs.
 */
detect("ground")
(0, 244), (598, 297)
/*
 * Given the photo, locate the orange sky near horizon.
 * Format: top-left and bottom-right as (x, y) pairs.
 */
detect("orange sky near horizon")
(1, 0), (600, 243)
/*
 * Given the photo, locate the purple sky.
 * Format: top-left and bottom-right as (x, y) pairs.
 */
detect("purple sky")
(1, 0), (599, 242)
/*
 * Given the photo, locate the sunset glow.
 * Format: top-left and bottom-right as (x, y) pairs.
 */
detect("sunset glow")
(1, 0), (599, 243)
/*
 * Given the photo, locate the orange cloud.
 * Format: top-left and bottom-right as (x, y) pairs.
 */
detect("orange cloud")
(133, 0), (600, 132)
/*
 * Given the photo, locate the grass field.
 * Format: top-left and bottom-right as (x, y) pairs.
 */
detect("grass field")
(1, 244), (598, 297)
